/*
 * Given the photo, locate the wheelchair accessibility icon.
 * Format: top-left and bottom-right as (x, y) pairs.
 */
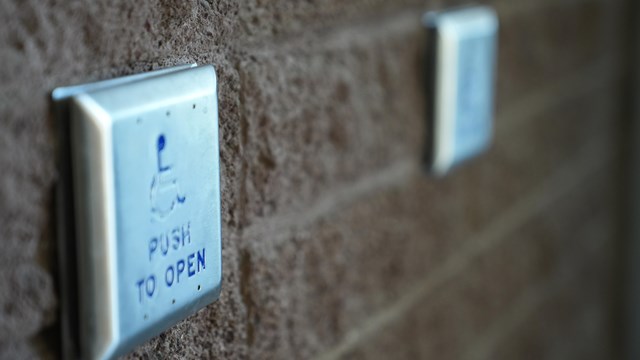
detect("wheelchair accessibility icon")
(150, 134), (186, 220)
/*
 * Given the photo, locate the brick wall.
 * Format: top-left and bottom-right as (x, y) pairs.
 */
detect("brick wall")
(0, 0), (632, 358)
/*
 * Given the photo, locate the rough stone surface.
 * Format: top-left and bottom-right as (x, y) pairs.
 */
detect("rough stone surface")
(235, 89), (619, 359)
(237, 0), (619, 226)
(238, 15), (425, 224)
(496, 0), (614, 106)
(340, 171), (618, 360)
(488, 255), (616, 360)
(0, 0), (631, 359)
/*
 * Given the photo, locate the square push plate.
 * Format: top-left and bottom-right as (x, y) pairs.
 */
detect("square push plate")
(423, 6), (499, 175)
(52, 64), (222, 359)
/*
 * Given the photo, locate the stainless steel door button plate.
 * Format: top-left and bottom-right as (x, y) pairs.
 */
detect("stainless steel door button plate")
(423, 6), (499, 175)
(52, 64), (222, 359)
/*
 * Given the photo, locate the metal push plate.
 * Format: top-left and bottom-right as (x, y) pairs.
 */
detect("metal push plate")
(423, 6), (499, 175)
(53, 64), (222, 359)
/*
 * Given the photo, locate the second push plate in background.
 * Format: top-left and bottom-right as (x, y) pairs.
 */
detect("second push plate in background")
(424, 6), (499, 175)
(53, 65), (222, 359)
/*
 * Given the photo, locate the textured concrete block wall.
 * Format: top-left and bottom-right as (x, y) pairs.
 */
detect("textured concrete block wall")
(0, 0), (632, 358)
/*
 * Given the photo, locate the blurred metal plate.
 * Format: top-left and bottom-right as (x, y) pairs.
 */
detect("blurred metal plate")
(54, 64), (222, 359)
(423, 6), (499, 175)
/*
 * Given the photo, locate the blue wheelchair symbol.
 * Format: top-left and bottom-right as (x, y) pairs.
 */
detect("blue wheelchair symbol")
(150, 134), (186, 220)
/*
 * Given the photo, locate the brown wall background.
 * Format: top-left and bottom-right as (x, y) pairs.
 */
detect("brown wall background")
(0, 0), (634, 358)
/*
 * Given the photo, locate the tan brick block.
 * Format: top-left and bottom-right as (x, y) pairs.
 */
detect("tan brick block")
(336, 174), (617, 360)
(238, 89), (619, 359)
(0, 0), (239, 87)
(0, 263), (56, 339)
(236, 0), (615, 53)
(487, 257), (616, 360)
(238, 17), (425, 223)
(0, 341), (41, 360)
(496, 0), (613, 106)
(238, 0), (421, 42)
(456, 88), (618, 233)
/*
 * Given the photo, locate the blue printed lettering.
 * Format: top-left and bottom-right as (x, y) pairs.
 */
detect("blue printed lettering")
(160, 233), (169, 256)
(136, 279), (145, 303)
(148, 221), (191, 262)
(136, 275), (156, 303)
(149, 238), (158, 261)
(171, 228), (181, 250)
(182, 222), (191, 245)
(177, 259), (185, 282)
(165, 265), (175, 287)
(197, 248), (205, 272)
(187, 254), (196, 277)
(146, 275), (156, 298)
